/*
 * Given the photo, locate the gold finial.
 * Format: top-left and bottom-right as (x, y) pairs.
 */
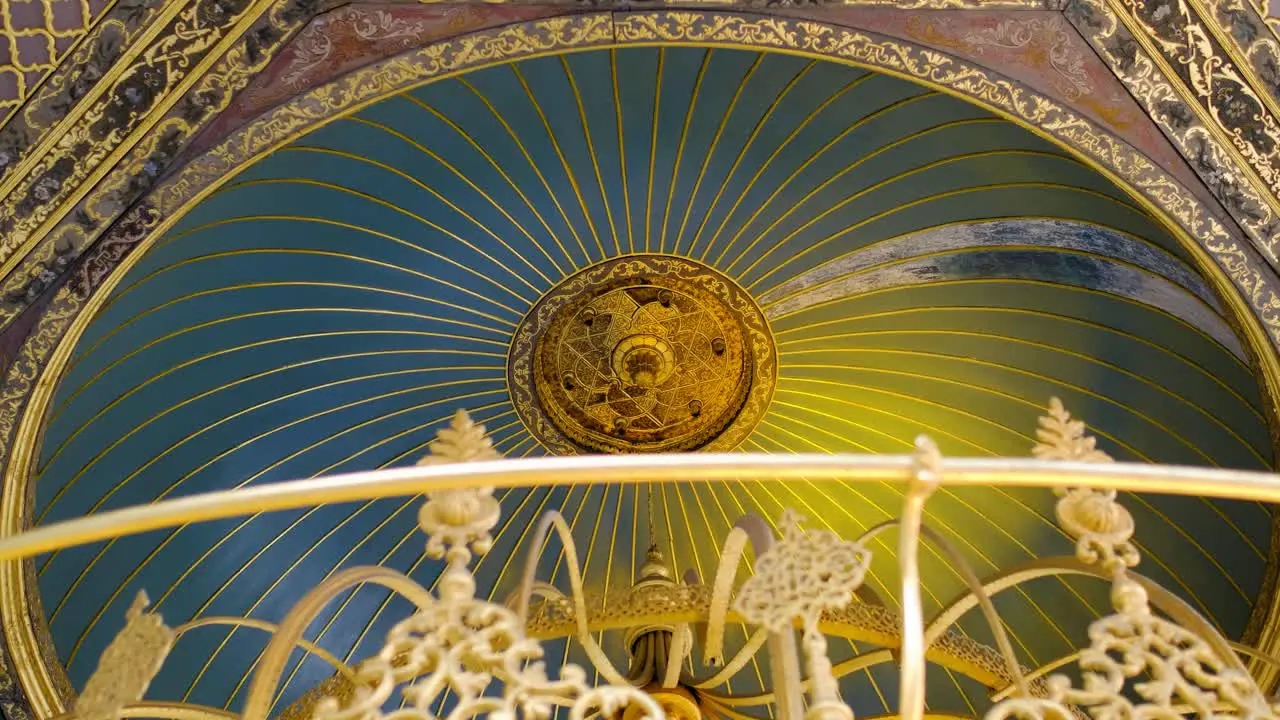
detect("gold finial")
(1033, 397), (1112, 462)
(416, 410), (501, 565)
(636, 543), (673, 587)
(417, 409), (499, 465)
(1035, 398), (1135, 574)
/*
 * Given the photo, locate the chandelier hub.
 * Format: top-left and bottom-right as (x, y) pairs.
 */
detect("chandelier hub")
(509, 255), (775, 454)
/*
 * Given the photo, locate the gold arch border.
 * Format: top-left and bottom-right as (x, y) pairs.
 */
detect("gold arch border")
(5, 9), (1280, 719)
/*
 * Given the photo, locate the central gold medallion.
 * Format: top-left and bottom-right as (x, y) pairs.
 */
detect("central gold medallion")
(509, 255), (775, 454)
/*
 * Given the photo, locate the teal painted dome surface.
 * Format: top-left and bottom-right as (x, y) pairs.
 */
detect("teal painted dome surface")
(31, 46), (1273, 716)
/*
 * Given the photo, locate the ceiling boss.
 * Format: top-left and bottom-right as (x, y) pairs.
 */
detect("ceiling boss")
(508, 256), (776, 454)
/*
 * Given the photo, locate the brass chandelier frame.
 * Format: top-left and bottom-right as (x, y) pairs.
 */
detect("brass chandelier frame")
(6, 399), (1280, 720)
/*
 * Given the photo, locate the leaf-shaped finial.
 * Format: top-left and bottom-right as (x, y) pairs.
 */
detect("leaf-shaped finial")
(1032, 397), (1111, 462)
(415, 409), (502, 570)
(418, 409), (499, 465)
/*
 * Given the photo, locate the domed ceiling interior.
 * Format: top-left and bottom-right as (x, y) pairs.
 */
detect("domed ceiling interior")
(28, 46), (1274, 718)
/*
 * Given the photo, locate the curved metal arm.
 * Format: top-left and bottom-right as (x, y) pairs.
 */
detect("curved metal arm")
(700, 512), (804, 720)
(53, 702), (239, 720)
(663, 623), (693, 689)
(173, 617), (355, 681)
(690, 629), (769, 689)
(516, 510), (629, 686)
(700, 650), (895, 707)
(993, 641), (1280, 703)
(4, 454), (1278, 563)
(849, 517), (1028, 698)
(704, 524), (751, 666)
(918, 524), (1027, 697)
(240, 567), (434, 720)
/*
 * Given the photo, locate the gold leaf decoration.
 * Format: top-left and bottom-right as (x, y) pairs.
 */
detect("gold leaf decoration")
(734, 510), (871, 631)
(1034, 399), (1136, 572)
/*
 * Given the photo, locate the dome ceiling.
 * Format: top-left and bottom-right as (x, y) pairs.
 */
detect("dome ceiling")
(28, 46), (1273, 717)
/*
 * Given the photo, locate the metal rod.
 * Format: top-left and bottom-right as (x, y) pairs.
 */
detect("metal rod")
(1, 453), (1279, 562)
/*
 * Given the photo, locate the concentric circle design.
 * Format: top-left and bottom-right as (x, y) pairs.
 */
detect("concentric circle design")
(512, 255), (773, 454)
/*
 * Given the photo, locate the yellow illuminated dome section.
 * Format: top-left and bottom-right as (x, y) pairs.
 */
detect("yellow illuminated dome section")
(510, 255), (775, 454)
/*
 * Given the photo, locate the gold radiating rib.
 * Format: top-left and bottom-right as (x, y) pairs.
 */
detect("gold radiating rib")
(777, 328), (1267, 465)
(60, 394), (512, 666)
(686, 65), (866, 260)
(769, 277), (1253, 369)
(560, 56), (623, 258)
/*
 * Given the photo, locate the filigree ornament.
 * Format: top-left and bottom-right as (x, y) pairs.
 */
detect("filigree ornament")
(733, 510), (871, 632)
(1046, 575), (1277, 720)
(984, 697), (1075, 720)
(418, 409), (501, 465)
(1034, 399), (1138, 573)
(1054, 488), (1139, 573)
(314, 453), (663, 720)
(509, 255), (775, 455)
(416, 409), (502, 561)
(734, 510), (868, 720)
(989, 576), (1279, 720)
(73, 591), (174, 720)
(57, 398), (1280, 720)
(984, 399), (1279, 720)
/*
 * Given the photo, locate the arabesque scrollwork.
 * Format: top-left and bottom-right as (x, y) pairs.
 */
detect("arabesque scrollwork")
(9, 32), (1280, 714)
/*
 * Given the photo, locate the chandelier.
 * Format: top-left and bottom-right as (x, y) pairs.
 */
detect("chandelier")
(9, 399), (1280, 720)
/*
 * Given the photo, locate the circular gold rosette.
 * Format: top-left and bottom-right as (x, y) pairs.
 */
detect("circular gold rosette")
(509, 256), (775, 454)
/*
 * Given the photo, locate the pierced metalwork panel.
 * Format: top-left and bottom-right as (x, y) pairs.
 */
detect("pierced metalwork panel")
(513, 255), (775, 454)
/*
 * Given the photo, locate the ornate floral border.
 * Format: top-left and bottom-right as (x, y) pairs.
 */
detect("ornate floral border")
(1065, 0), (1280, 273)
(4, 8), (1280, 718)
(0, 0), (1054, 335)
(0, 0), (319, 330)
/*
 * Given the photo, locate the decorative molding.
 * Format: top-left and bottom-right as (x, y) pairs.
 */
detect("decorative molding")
(186, 3), (569, 155)
(0, 1), (165, 191)
(509, 255), (776, 455)
(0, 0), (318, 330)
(1196, 0), (1280, 115)
(612, 11), (1280, 372)
(1065, 0), (1280, 272)
(1117, 0), (1280, 199)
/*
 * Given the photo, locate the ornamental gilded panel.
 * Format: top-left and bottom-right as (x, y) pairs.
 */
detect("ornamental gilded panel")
(4, 11), (1280, 719)
(0, 0), (319, 330)
(1066, 0), (1280, 269)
